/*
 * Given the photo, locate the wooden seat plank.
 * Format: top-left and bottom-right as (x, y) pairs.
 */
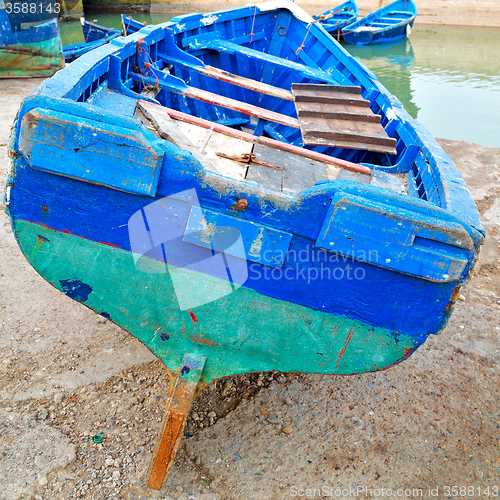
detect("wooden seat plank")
(291, 83), (397, 154)
(131, 72), (299, 129)
(157, 54), (293, 101)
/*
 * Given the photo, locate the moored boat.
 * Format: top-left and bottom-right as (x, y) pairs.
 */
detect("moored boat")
(342, 0), (417, 45)
(313, 0), (357, 40)
(0, 0), (64, 77)
(81, 17), (120, 42)
(63, 17), (121, 63)
(5, 0), (483, 488)
(121, 14), (146, 35)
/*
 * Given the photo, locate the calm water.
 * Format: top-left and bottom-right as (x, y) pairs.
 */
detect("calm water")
(59, 18), (500, 148)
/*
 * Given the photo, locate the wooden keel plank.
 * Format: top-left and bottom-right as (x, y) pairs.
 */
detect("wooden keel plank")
(146, 353), (207, 490)
(138, 101), (372, 176)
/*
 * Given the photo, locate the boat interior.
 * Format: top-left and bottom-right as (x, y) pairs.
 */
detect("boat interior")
(62, 4), (443, 208)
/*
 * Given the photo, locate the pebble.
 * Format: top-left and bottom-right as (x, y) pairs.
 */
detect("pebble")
(105, 458), (115, 467)
(5, 407), (12, 412)
(267, 416), (284, 425)
(282, 426), (293, 435)
(222, 380), (231, 391)
(275, 374), (287, 384)
(35, 455), (48, 467)
(285, 398), (292, 405)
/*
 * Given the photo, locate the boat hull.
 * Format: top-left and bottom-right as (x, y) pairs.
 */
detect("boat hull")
(342, 0), (417, 45)
(13, 219), (421, 382)
(0, 17), (63, 77)
(5, 1), (482, 384)
(314, 0), (358, 40)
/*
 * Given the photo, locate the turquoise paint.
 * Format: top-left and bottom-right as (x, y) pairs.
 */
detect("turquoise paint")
(15, 219), (418, 384)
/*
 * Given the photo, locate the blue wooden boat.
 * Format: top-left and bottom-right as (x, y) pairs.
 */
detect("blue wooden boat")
(313, 0), (357, 40)
(81, 17), (120, 43)
(342, 0), (417, 45)
(5, 0), (483, 488)
(121, 14), (146, 35)
(0, 0), (64, 77)
(63, 17), (120, 63)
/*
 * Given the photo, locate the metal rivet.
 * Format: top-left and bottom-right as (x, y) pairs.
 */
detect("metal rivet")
(236, 198), (248, 210)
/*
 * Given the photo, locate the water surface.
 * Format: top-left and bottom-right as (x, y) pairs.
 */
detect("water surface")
(59, 19), (500, 148)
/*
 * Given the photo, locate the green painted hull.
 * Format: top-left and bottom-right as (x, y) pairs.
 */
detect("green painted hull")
(15, 219), (418, 384)
(0, 38), (64, 78)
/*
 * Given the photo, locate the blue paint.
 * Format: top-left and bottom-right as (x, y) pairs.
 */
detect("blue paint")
(181, 366), (191, 375)
(5, 1), (485, 374)
(342, 0), (417, 45)
(160, 333), (170, 341)
(100, 311), (111, 319)
(59, 279), (93, 302)
(313, 1), (358, 38)
(81, 18), (120, 43)
(19, 106), (165, 197)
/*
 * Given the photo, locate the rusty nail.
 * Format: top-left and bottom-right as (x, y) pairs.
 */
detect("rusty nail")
(236, 198), (248, 210)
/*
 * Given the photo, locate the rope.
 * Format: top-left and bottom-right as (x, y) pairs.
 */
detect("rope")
(124, 16), (131, 36)
(295, 20), (316, 56)
(249, 5), (257, 43)
(84, 21), (93, 43)
(137, 38), (159, 89)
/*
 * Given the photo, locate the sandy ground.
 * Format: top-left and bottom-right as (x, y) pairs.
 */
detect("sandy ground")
(0, 72), (499, 500)
(148, 0), (500, 27)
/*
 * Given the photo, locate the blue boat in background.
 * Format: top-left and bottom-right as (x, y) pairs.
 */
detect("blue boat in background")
(5, 0), (483, 488)
(63, 17), (120, 63)
(121, 14), (146, 35)
(342, 0), (417, 45)
(0, 0), (63, 77)
(314, 0), (358, 40)
(81, 17), (120, 42)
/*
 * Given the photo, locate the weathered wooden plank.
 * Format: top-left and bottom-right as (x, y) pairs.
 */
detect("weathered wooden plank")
(183, 87), (299, 129)
(146, 353), (206, 490)
(293, 83), (361, 94)
(19, 108), (163, 196)
(291, 83), (397, 154)
(295, 101), (381, 123)
(200, 132), (252, 181)
(157, 54), (293, 101)
(138, 101), (248, 180)
(281, 152), (318, 196)
(138, 102), (372, 176)
(246, 143), (284, 192)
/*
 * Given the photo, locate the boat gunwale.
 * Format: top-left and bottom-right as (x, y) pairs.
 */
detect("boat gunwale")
(18, 1), (483, 243)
